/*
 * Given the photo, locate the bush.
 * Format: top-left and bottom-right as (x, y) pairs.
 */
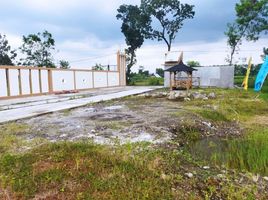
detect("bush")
(148, 77), (161, 85)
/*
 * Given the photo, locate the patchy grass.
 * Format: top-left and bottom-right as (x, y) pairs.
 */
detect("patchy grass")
(184, 88), (268, 123)
(0, 142), (265, 199)
(0, 142), (172, 199)
(0, 123), (47, 155)
(62, 109), (72, 116)
(0, 123), (29, 154)
(96, 121), (132, 130)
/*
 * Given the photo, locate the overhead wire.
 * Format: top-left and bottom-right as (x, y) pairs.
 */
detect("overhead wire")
(68, 52), (117, 64)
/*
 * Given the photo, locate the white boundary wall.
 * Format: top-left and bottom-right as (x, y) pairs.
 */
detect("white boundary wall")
(192, 66), (234, 88)
(0, 52), (126, 99)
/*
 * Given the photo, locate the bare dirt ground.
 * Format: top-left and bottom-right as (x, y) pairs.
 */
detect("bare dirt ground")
(18, 97), (174, 145)
(15, 92), (241, 146)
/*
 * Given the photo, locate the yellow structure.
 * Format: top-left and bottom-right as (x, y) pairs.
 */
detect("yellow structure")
(242, 57), (252, 90)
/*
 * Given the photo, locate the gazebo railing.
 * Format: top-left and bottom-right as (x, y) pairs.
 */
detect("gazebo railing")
(171, 77), (200, 89)
(171, 79), (191, 89)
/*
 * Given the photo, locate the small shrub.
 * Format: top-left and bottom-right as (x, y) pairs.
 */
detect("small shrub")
(148, 77), (161, 86)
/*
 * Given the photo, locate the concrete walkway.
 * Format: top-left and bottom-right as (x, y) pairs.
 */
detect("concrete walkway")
(0, 86), (160, 123)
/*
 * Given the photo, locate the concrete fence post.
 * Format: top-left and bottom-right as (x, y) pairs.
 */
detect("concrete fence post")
(117, 51), (126, 86)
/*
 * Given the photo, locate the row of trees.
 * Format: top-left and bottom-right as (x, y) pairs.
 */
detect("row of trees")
(225, 0), (268, 65)
(116, 0), (195, 83)
(0, 30), (69, 68)
(234, 63), (262, 76)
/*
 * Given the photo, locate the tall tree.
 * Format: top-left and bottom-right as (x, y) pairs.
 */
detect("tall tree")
(117, 5), (150, 83)
(0, 34), (17, 65)
(20, 30), (56, 67)
(140, 0), (195, 51)
(262, 47), (268, 60)
(225, 23), (242, 65)
(225, 0), (268, 65)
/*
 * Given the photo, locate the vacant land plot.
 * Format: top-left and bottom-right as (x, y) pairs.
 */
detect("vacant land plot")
(0, 88), (268, 199)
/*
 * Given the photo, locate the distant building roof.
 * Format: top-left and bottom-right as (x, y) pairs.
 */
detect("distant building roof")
(154, 74), (161, 78)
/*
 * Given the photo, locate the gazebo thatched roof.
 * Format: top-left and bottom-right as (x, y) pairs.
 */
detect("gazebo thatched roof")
(165, 61), (197, 73)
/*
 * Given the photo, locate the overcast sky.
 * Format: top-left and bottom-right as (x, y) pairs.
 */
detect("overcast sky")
(1, 0), (267, 72)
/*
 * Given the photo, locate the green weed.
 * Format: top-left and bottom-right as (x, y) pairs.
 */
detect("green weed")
(197, 109), (229, 122)
(191, 127), (268, 176)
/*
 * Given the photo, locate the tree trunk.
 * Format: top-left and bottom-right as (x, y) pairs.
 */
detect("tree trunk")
(230, 48), (235, 66)
(167, 44), (171, 52)
(126, 50), (135, 84)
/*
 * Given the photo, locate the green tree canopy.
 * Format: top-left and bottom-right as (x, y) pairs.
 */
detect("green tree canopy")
(262, 47), (268, 60)
(92, 63), (105, 70)
(187, 60), (200, 68)
(20, 30), (56, 68)
(235, 0), (268, 41)
(59, 60), (70, 69)
(156, 68), (164, 78)
(225, 0), (268, 65)
(141, 0), (195, 51)
(0, 34), (16, 65)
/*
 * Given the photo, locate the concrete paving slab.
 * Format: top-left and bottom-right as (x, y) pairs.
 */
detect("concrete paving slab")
(0, 87), (160, 123)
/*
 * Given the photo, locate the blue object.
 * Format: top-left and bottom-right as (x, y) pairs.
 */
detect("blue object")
(254, 56), (268, 92)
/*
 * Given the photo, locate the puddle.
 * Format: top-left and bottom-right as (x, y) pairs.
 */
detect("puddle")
(189, 135), (268, 176)
(189, 137), (230, 160)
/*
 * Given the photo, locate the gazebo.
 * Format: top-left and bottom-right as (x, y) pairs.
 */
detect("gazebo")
(165, 61), (197, 90)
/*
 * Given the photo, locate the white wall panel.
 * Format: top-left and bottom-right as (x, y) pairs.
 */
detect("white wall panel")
(52, 71), (74, 91)
(76, 71), (93, 90)
(41, 70), (49, 93)
(9, 69), (19, 96)
(0, 69), (7, 97)
(94, 72), (108, 88)
(21, 69), (30, 95)
(31, 70), (40, 94)
(108, 72), (119, 86)
(193, 67), (220, 87)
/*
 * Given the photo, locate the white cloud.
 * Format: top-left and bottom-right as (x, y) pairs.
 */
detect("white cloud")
(5, 33), (21, 49)
(10, 0), (139, 15)
(55, 34), (124, 68)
